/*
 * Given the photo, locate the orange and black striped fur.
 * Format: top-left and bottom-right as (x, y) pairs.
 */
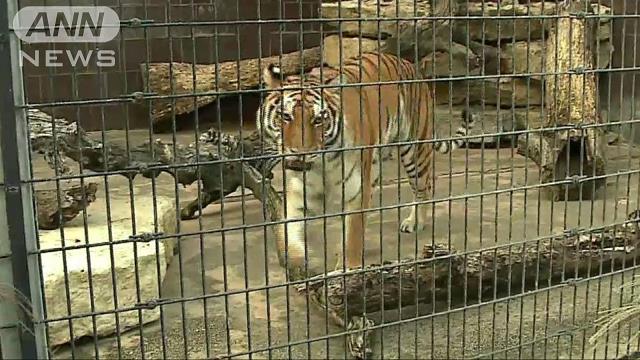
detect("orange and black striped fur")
(258, 52), (475, 271)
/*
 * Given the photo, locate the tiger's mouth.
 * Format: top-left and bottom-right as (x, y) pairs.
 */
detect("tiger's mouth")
(284, 158), (313, 172)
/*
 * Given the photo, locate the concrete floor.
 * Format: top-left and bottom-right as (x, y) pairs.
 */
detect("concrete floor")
(46, 119), (640, 359)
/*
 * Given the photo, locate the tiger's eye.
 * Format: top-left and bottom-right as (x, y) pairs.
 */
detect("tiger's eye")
(279, 112), (292, 123)
(312, 109), (329, 126)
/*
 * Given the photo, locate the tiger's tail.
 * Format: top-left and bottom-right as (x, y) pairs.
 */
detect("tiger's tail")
(433, 109), (477, 154)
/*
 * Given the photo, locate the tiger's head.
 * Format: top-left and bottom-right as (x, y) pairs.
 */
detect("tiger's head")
(258, 64), (341, 172)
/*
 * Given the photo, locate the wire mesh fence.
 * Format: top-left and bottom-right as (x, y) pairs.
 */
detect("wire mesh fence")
(1, 0), (640, 359)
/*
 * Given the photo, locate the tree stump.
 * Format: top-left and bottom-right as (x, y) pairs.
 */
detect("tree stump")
(517, 0), (606, 201)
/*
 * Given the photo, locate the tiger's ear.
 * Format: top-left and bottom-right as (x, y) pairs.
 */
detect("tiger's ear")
(263, 64), (282, 89)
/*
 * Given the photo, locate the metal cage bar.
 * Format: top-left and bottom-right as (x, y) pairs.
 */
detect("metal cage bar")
(1, 0), (640, 359)
(0, 0), (47, 357)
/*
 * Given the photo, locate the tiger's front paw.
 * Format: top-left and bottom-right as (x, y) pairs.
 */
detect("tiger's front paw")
(287, 265), (309, 281)
(400, 217), (426, 234)
(277, 252), (309, 281)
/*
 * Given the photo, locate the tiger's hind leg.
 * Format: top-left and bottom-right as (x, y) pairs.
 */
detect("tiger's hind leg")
(398, 143), (433, 233)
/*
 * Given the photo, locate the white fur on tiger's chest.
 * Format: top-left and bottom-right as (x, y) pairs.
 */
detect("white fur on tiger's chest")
(283, 152), (365, 217)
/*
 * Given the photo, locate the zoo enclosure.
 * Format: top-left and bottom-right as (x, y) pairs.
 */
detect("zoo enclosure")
(2, 0), (640, 359)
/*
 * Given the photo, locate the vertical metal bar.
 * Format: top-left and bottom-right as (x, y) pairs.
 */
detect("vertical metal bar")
(187, 0), (211, 357)
(375, 1), (387, 358)
(520, 1), (534, 358)
(461, 2), (472, 358)
(318, 3), (331, 358)
(298, 3), (312, 358)
(0, 0), (46, 357)
(543, 3), (560, 358)
(626, 1), (640, 357)
(477, 0), (488, 353)
(164, 1), (190, 357)
(208, 1), (233, 356)
(490, 0), (502, 356)
(532, 2), (547, 358)
(601, 1), (624, 355)
(593, 0), (616, 356)
(233, 1), (254, 358)
(580, 2), (601, 358)
(255, 0), (276, 357)
(140, 0), (165, 357)
(275, 2), (294, 358)
(611, 1), (632, 357)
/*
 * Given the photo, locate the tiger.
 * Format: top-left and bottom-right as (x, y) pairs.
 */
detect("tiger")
(257, 52), (476, 275)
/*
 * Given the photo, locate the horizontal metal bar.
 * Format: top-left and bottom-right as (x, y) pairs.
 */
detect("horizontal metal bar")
(34, 214), (640, 319)
(18, 118), (640, 186)
(21, 66), (640, 110)
(27, 168), (640, 257)
(61, 13), (632, 29)
(40, 263), (640, 357)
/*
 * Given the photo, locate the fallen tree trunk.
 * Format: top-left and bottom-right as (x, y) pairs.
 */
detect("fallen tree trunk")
(35, 183), (98, 230)
(296, 210), (640, 358)
(141, 47), (322, 125)
(516, 0), (606, 201)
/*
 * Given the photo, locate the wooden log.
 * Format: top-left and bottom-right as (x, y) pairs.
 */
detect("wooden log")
(296, 209), (640, 338)
(35, 183), (98, 230)
(27, 109), (307, 278)
(517, 0), (607, 201)
(141, 47), (322, 125)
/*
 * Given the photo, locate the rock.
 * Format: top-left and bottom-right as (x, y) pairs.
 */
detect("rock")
(456, 2), (610, 42)
(419, 42), (481, 77)
(595, 40), (614, 69)
(40, 185), (177, 346)
(433, 105), (544, 147)
(500, 41), (545, 77)
(596, 21), (611, 41)
(457, 2), (559, 41)
(434, 78), (543, 107)
(498, 38), (612, 78)
(591, 3), (612, 24)
(320, 0), (432, 38)
(322, 35), (384, 68)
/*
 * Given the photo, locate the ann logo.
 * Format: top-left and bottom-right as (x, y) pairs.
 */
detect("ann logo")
(14, 6), (119, 43)
(26, 11), (105, 38)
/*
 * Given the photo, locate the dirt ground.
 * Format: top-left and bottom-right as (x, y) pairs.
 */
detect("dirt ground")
(48, 115), (640, 359)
